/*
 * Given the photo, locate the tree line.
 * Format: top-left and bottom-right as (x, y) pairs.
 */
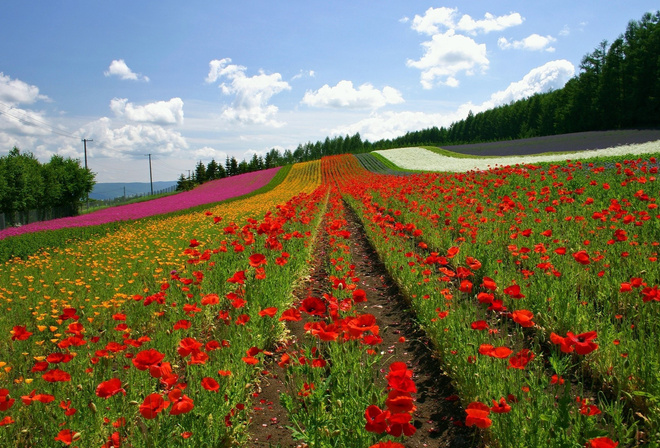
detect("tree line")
(181, 11), (658, 186)
(0, 147), (95, 226)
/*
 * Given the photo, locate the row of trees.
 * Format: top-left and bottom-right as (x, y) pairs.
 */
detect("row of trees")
(179, 11), (658, 187)
(0, 147), (95, 226)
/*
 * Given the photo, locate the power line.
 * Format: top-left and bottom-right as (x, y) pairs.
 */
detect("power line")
(0, 101), (78, 139)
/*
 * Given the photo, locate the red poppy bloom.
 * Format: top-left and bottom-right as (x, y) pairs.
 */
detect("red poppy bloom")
(364, 404), (389, 433)
(0, 389), (14, 411)
(572, 250), (591, 265)
(258, 307), (278, 317)
(54, 429), (74, 445)
(471, 320), (489, 330)
(42, 368), (71, 382)
(387, 411), (416, 437)
(249, 253), (267, 267)
(512, 309), (535, 327)
(508, 349), (535, 369)
(566, 331), (599, 355)
(346, 314), (379, 338)
(299, 297), (326, 316)
(352, 289), (367, 302)
(168, 389), (194, 415)
(201, 377), (220, 392)
(586, 437), (619, 448)
(96, 378), (126, 399)
(0, 416), (14, 426)
(385, 389), (415, 414)
(201, 293), (220, 305)
(227, 270), (246, 284)
(133, 348), (165, 371)
(305, 321), (340, 342)
(550, 332), (575, 353)
(369, 442), (405, 448)
(490, 397), (511, 413)
(503, 284), (525, 299)
(279, 308), (302, 321)
(482, 277), (497, 291)
(479, 344), (512, 358)
(178, 337), (203, 357)
(465, 401), (491, 428)
(11, 325), (32, 341)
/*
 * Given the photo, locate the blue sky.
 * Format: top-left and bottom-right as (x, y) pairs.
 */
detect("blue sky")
(0, 1), (657, 182)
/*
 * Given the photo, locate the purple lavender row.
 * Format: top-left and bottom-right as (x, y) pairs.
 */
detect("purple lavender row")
(0, 167), (281, 240)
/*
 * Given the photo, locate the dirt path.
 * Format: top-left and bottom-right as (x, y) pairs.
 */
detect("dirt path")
(248, 203), (479, 447)
(343, 201), (477, 448)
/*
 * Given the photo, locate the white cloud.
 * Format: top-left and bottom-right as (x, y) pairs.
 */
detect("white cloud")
(456, 12), (524, 34)
(498, 34), (557, 52)
(291, 70), (315, 81)
(110, 97), (184, 125)
(334, 60), (575, 141)
(104, 59), (150, 82)
(302, 80), (404, 109)
(407, 30), (488, 88)
(0, 106), (52, 136)
(483, 60), (575, 107)
(0, 72), (49, 105)
(411, 7), (522, 35)
(193, 146), (227, 161)
(81, 117), (187, 158)
(559, 25), (570, 37)
(205, 58), (291, 127)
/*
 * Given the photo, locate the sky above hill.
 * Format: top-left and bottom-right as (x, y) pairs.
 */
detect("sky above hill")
(0, 1), (657, 182)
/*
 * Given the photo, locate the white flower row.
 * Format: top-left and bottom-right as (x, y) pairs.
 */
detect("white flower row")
(374, 140), (660, 173)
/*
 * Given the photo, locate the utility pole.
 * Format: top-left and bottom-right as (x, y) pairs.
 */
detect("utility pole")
(81, 138), (93, 170)
(148, 154), (154, 195)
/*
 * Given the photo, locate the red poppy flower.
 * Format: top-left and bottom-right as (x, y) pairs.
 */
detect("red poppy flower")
(479, 344), (512, 358)
(465, 401), (492, 428)
(550, 332), (574, 353)
(508, 349), (535, 369)
(249, 253), (267, 267)
(258, 307), (278, 317)
(201, 377), (220, 392)
(11, 325), (32, 341)
(0, 416), (14, 426)
(0, 389), (14, 411)
(42, 368), (71, 382)
(503, 284), (525, 299)
(133, 348), (165, 370)
(566, 331), (599, 355)
(54, 429), (74, 445)
(364, 405), (389, 433)
(385, 389), (415, 414)
(512, 309), (535, 327)
(586, 437), (619, 448)
(572, 250), (591, 265)
(168, 389), (194, 415)
(471, 320), (489, 330)
(279, 308), (302, 321)
(305, 321), (340, 342)
(352, 289), (367, 302)
(201, 293), (220, 305)
(227, 270), (246, 284)
(178, 337), (203, 357)
(490, 397), (511, 413)
(387, 411), (416, 437)
(139, 393), (170, 420)
(369, 442), (405, 448)
(299, 297), (326, 316)
(346, 314), (379, 338)
(96, 378), (126, 399)
(482, 277), (497, 291)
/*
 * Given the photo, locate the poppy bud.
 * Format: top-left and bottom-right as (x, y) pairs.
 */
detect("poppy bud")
(88, 401), (97, 413)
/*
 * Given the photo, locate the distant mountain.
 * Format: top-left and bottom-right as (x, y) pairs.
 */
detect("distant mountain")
(90, 181), (178, 200)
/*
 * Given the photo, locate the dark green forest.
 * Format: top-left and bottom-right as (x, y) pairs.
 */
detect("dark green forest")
(0, 148), (95, 225)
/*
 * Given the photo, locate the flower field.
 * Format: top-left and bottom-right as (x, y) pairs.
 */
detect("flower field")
(1, 147), (660, 447)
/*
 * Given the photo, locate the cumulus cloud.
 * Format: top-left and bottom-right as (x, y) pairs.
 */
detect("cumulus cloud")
(411, 7), (523, 35)
(205, 58), (291, 127)
(484, 59), (575, 107)
(110, 97), (184, 125)
(0, 106), (52, 136)
(498, 34), (557, 52)
(0, 72), (49, 105)
(302, 81), (404, 109)
(333, 60), (575, 141)
(193, 146), (227, 160)
(81, 117), (187, 158)
(407, 30), (488, 88)
(104, 59), (150, 82)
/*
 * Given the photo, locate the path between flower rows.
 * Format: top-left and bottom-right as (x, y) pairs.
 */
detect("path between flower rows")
(247, 199), (477, 447)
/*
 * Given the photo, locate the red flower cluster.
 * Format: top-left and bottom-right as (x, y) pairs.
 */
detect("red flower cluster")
(365, 362), (417, 438)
